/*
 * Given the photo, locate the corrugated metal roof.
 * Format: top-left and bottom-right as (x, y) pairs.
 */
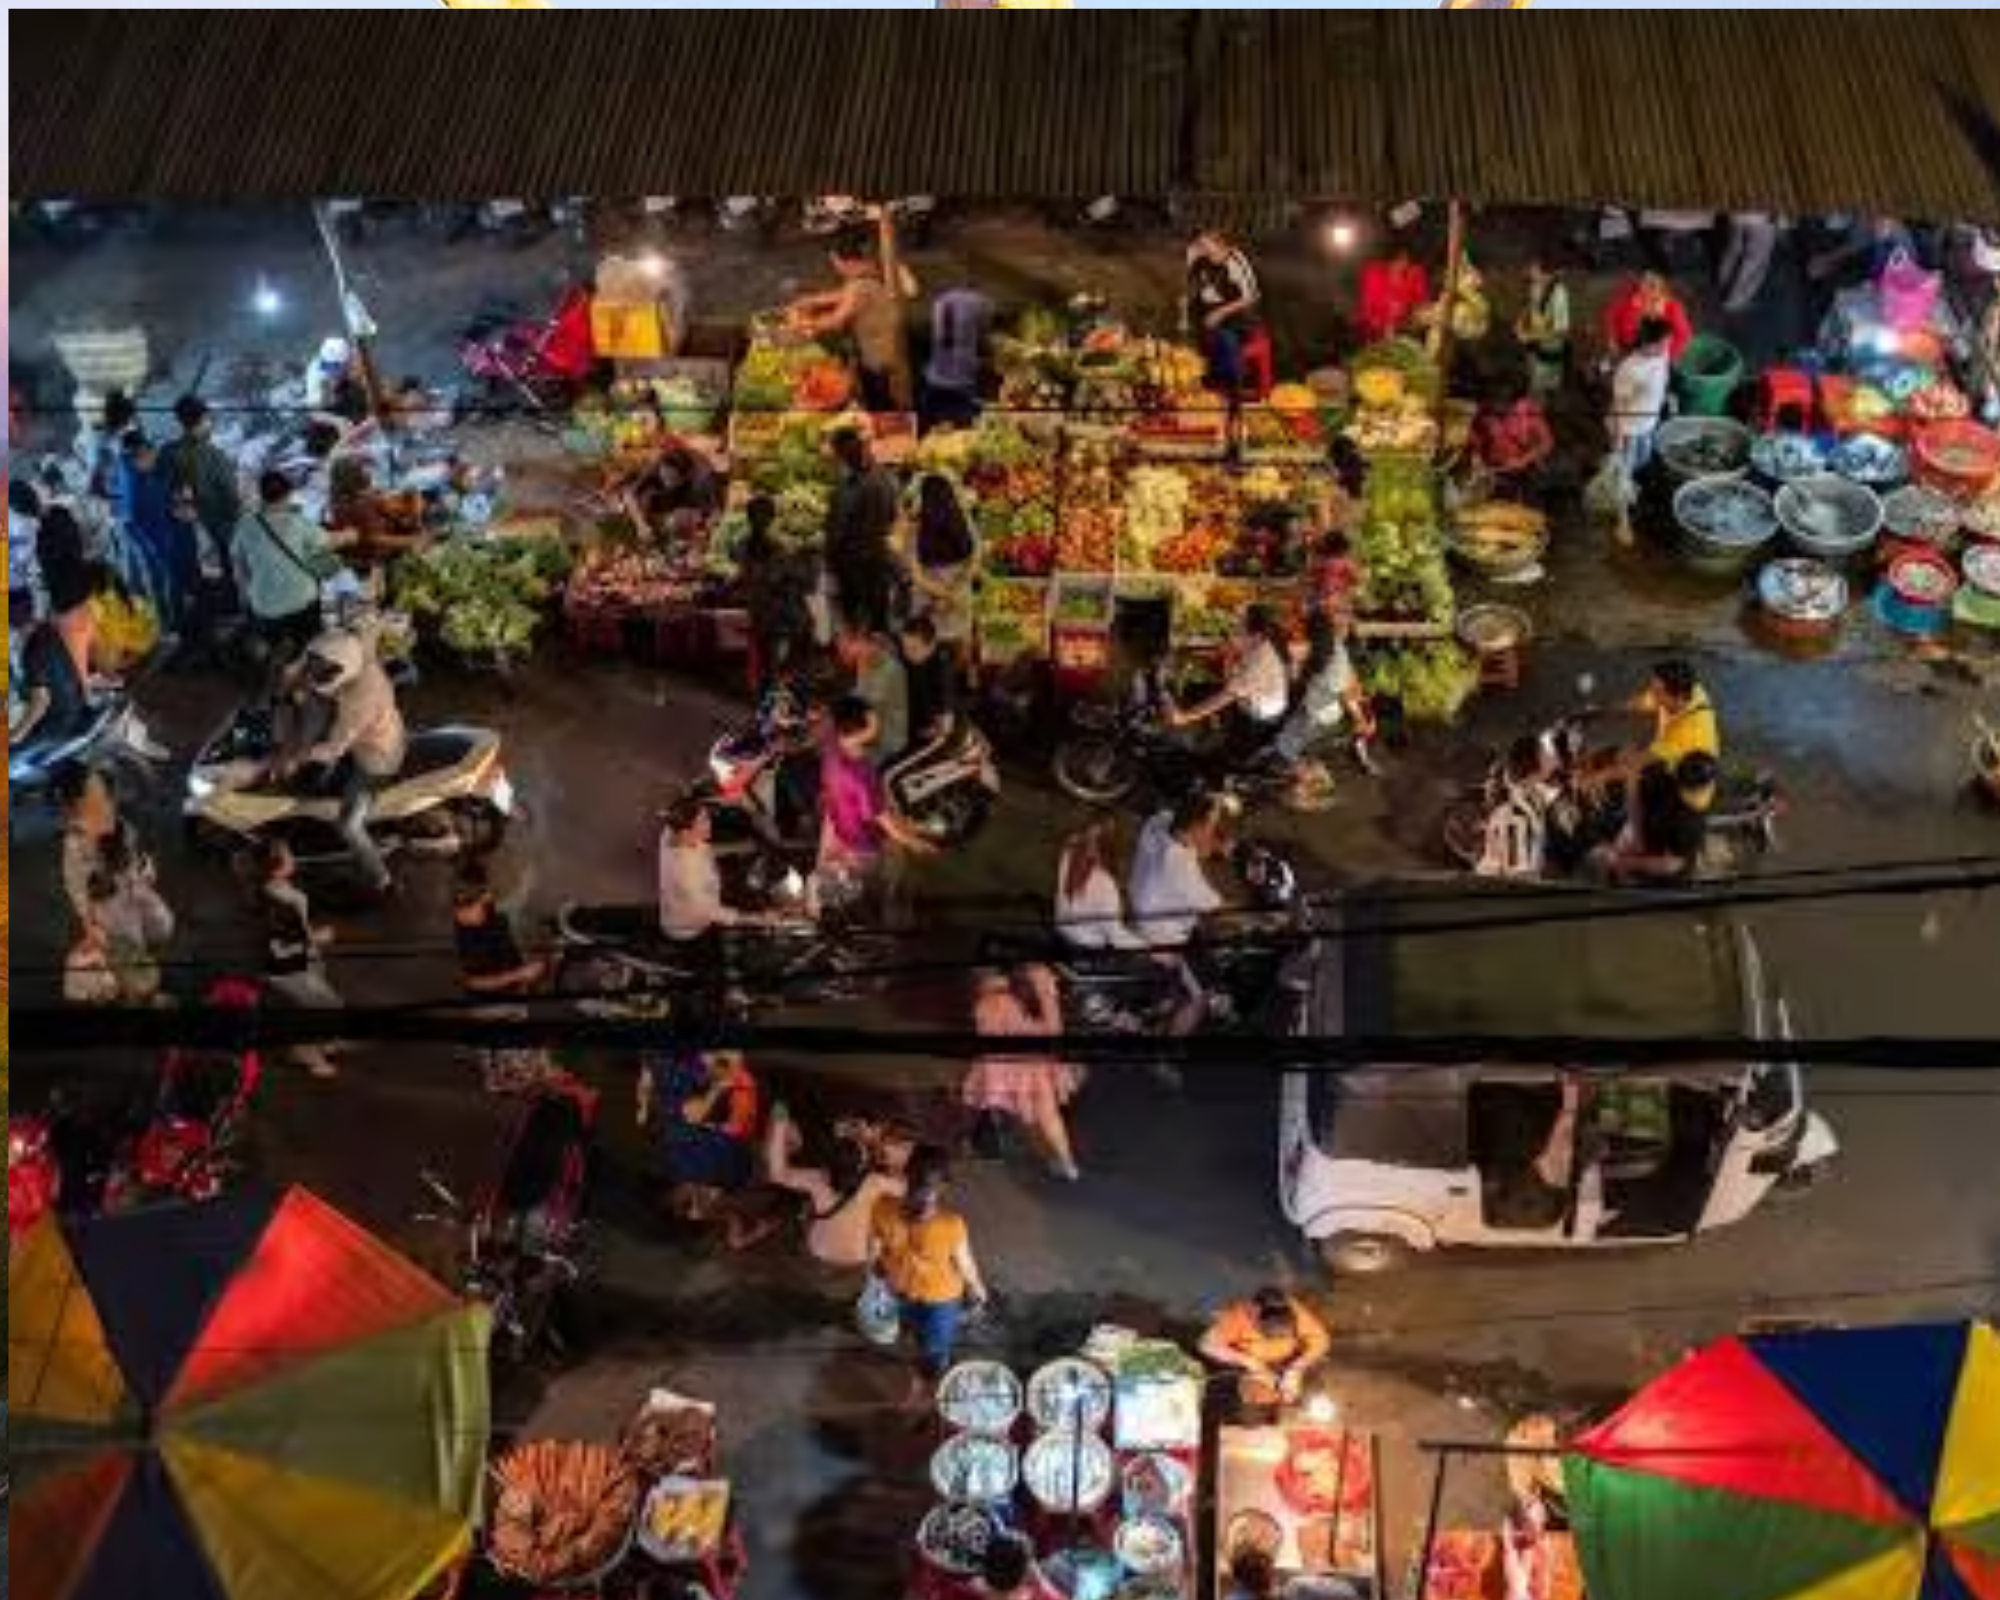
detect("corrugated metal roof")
(13, 12), (2000, 220)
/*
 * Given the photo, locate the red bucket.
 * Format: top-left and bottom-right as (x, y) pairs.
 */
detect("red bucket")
(1912, 420), (2000, 501)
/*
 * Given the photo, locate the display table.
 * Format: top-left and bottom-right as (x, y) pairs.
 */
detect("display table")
(1416, 1528), (1582, 1600)
(1214, 1426), (1384, 1599)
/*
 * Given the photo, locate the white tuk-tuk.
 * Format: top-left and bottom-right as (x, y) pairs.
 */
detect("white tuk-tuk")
(1278, 884), (1840, 1274)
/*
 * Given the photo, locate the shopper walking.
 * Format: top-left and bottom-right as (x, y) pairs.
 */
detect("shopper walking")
(116, 430), (195, 626)
(232, 470), (352, 673)
(965, 964), (1082, 1182)
(737, 495), (817, 694)
(256, 838), (345, 1079)
(165, 394), (245, 636)
(865, 1147), (990, 1404)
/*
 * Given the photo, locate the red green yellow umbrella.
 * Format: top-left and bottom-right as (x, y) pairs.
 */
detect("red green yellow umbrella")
(1567, 1320), (2000, 1600)
(8, 1186), (491, 1600)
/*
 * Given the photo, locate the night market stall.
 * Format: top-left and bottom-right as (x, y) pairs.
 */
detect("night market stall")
(910, 1332), (1209, 1600)
(9, 1187), (491, 1600)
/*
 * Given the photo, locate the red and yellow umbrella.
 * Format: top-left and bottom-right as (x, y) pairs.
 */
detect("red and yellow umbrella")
(1567, 1321), (2000, 1600)
(9, 1187), (491, 1600)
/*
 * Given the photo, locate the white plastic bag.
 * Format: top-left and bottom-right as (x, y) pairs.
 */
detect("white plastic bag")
(856, 1274), (901, 1347)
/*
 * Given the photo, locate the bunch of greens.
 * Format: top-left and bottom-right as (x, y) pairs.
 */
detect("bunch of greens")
(393, 535), (572, 660)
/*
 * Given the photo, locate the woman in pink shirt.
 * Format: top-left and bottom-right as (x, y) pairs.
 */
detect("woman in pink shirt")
(964, 964), (1082, 1182)
(817, 695), (934, 916)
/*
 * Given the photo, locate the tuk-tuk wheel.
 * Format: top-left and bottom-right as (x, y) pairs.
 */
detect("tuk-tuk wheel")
(1319, 1232), (1413, 1275)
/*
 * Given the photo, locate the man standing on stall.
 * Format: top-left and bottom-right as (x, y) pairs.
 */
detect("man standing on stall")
(1185, 228), (1266, 405)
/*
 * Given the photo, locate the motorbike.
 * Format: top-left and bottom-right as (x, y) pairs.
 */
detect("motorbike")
(886, 719), (1003, 848)
(553, 846), (898, 1016)
(9, 689), (170, 815)
(1440, 711), (1784, 881)
(184, 700), (516, 884)
(416, 1071), (597, 1365)
(686, 681), (821, 857)
(8, 978), (264, 1239)
(1052, 666), (1367, 814)
(458, 283), (596, 417)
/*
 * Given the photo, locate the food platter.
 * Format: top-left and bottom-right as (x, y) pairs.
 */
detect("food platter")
(917, 1502), (999, 1576)
(1828, 432), (1906, 488)
(931, 1432), (1021, 1503)
(636, 1478), (731, 1565)
(1274, 1430), (1375, 1516)
(1122, 1452), (1193, 1518)
(1656, 416), (1752, 482)
(1024, 1429), (1117, 1512)
(487, 1441), (641, 1590)
(1673, 477), (1778, 549)
(1882, 485), (1961, 545)
(1113, 1515), (1185, 1577)
(1028, 1358), (1113, 1433)
(1224, 1509), (1284, 1563)
(1454, 603), (1532, 656)
(938, 1359), (1024, 1434)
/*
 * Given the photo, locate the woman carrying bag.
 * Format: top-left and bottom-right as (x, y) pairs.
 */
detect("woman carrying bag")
(864, 1146), (990, 1406)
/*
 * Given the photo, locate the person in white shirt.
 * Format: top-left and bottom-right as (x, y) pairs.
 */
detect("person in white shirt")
(1055, 817), (1150, 954)
(1168, 605), (1293, 760)
(1609, 317), (1674, 477)
(1129, 792), (1229, 951)
(658, 796), (746, 941)
(1060, 815), (1205, 1040)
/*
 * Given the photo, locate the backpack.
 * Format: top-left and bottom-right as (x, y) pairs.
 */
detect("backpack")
(1475, 785), (1548, 880)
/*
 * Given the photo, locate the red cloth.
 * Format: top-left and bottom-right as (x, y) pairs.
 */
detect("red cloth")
(1602, 283), (1693, 360)
(1357, 259), (1432, 346)
(543, 286), (598, 381)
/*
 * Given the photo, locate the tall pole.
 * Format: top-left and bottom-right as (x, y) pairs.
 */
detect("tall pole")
(311, 202), (388, 421)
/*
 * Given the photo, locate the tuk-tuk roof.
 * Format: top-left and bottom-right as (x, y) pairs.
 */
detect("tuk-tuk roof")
(1302, 884), (1758, 1168)
(1315, 881), (1752, 1048)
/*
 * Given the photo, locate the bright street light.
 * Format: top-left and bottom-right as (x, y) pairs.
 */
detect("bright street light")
(252, 278), (283, 317)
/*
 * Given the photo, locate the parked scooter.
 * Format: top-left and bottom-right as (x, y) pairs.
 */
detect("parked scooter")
(458, 283), (596, 416)
(185, 701), (516, 885)
(886, 720), (1003, 847)
(416, 1071), (598, 1365)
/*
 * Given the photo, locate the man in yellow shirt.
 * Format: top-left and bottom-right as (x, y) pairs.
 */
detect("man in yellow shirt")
(1589, 660), (1722, 814)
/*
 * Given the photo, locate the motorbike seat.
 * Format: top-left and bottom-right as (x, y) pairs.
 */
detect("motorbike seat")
(403, 730), (478, 779)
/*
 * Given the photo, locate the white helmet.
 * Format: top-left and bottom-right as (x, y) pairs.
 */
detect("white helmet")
(304, 630), (366, 695)
(317, 336), (353, 369)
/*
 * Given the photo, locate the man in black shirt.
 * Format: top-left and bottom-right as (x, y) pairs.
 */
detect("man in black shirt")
(883, 614), (962, 805)
(10, 593), (89, 749)
(454, 861), (547, 995)
(1595, 756), (1710, 887)
(824, 427), (900, 634)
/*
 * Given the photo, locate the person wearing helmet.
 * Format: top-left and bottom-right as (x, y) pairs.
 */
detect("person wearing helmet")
(283, 629), (407, 894)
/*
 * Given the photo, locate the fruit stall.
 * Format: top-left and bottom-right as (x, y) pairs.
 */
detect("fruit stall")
(1215, 1422), (1388, 1600)
(911, 1334), (1207, 1600)
(456, 1387), (747, 1599)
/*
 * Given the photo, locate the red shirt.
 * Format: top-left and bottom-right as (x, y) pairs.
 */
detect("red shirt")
(1357, 259), (1432, 346)
(1603, 284), (1693, 360)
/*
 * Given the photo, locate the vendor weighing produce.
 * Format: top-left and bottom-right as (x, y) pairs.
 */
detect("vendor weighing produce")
(1200, 1286), (1331, 1412)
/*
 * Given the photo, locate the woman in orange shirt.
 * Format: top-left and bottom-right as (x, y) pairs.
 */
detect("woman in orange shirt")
(867, 1148), (990, 1397)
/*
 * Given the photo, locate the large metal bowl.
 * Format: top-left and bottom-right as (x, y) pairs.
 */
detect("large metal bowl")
(1673, 476), (1779, 575)
(1775, 475), (1883, 562)
(1657, 416), (1753, 484)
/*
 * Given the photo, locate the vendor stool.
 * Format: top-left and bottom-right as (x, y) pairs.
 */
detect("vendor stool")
(1757, 370), (1815, 434)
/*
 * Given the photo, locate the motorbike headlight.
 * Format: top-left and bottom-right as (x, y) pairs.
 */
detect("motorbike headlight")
(187, 772), (216, 802)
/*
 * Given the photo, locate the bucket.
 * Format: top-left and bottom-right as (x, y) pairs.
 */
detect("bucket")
(1675, 336), (1744, 418)
(1873, 549), (1958, 638)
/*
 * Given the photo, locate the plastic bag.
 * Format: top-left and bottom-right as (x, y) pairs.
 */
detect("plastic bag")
(1585, 453), (1635, 519)
(856, 1274), (902, 1346)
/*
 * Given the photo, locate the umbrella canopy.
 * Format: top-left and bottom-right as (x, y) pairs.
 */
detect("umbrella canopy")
(9, 1186), (491, 1600)
(1567, 1321), (2000, 1600)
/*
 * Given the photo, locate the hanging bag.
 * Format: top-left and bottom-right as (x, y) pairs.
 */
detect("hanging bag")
(1879, 248), (1940, 331)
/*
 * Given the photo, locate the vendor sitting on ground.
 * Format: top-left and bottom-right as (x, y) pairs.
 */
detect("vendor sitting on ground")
(1200, 1285), (1332, 1409)
(638, 1044), (762, 1224)
(453, 860), (548, 995)
(1585, 659), (1722, 811)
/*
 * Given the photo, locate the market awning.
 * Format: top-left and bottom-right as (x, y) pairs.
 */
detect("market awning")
(12, 13), (2000, 221)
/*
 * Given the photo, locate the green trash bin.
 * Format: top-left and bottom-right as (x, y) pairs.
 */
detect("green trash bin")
(1676, 335), (1744, 417)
